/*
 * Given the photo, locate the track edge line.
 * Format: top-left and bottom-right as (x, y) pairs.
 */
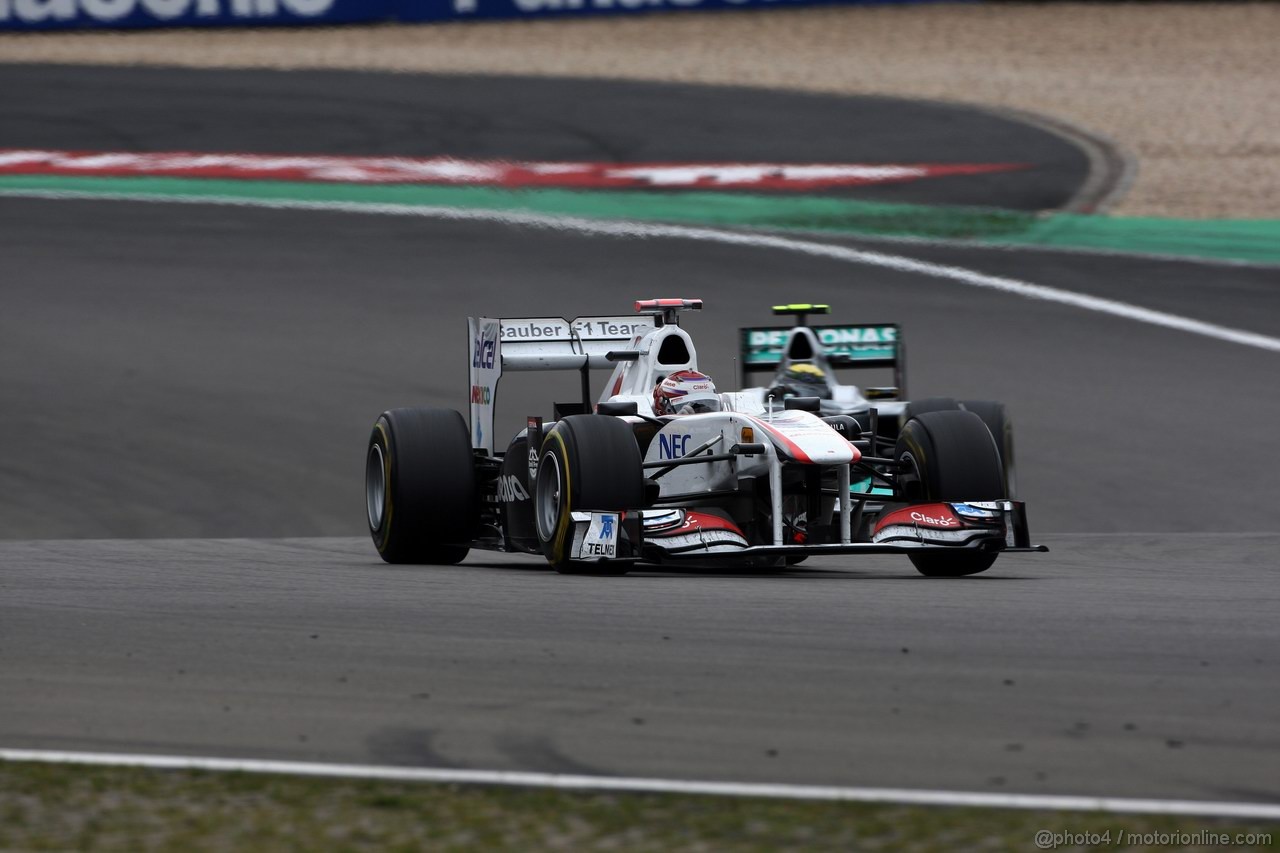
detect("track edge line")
(2, 748), (1278, 819)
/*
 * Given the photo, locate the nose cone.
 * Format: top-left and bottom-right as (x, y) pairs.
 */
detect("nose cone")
(754, 411), (859, 465)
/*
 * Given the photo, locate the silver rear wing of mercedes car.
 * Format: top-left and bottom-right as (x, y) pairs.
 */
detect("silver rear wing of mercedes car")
(739, 304), (906, 397)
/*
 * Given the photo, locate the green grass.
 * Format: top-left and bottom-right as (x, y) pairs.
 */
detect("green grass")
(1, 762), (1276, 852)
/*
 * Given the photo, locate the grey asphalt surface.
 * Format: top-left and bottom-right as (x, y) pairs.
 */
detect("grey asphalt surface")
(0, 64), (1087, 210)
(2, 535), (1276, 802)
(1, 66), (1278, 803)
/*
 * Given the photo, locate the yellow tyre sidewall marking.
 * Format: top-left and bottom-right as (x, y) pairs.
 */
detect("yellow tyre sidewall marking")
(545, 429), (572, 562)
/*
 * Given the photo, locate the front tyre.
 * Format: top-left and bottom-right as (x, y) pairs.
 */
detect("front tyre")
(367, 408), (476, 564)
(535, 415), (644, 575)
(895, 409), (1004, 577)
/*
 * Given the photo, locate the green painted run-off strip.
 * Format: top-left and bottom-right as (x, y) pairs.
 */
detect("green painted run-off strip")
(2, 174), (1277, 265)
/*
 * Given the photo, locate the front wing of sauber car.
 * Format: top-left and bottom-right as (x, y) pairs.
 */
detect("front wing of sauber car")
(539, 500), (1037, 568)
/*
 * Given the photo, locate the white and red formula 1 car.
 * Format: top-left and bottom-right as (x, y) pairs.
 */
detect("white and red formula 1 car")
(365, 299), (1045, 576)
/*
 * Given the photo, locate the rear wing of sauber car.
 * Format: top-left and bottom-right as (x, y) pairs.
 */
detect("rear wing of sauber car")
(468, 314), (655, 453)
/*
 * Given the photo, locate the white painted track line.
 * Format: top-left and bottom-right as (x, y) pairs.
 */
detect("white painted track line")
(2, 749), (1278, 820)
(3, 187), (1279, 354)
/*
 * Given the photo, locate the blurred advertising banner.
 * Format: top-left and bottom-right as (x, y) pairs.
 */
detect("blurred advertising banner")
(0, 0), (393, 29)
(0, 0), (936, 30)
(401, 0), (934, 22)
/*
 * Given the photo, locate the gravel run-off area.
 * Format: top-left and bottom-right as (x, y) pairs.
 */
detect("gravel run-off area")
(0, 2), (1276, 219)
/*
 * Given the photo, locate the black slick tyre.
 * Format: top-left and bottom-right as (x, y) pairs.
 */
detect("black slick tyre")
(904, 397), (961, 420)
(895, 409), (1004, 578)
(908, 397), (1016, 499)
(366, 407), (476, 565)
(958, 399), (1016, 499)
(535, 415), (643, 575)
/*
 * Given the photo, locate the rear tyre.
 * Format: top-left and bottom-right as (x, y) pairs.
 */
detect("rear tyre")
(958, 399), (1016, 499)
(535, 415), (644, 575)
(907, 397), (1015, 498)
(904, 396), (961, 420)
(895, 410), (1004, 577)
(367, 408), (476, 564)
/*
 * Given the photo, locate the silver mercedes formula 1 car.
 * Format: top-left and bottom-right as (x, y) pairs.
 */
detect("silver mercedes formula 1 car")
(365, 299), (1045, 576)
(736, 302), (1017, 499)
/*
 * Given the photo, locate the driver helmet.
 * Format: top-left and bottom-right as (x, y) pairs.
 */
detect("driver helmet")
(653, 370), (722, 416)
(770, 362), (832, 400)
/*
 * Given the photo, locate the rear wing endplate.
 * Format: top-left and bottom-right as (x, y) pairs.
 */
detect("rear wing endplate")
(468, 315), (655, 452)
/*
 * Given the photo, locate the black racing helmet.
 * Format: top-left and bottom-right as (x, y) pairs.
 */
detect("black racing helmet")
(769, 362), (833, 400)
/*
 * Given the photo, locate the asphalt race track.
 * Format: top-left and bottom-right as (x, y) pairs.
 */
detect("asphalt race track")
(2, 534), (1277, 802)
(1, 67), (1278, 804)
(0, 64), (1088, 210)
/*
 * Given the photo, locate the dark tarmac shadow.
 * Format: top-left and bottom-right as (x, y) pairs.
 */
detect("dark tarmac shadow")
(379, 557), (1043, 581)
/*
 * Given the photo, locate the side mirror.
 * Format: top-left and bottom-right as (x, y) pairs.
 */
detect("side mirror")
(597, 401), (639, 416)
(783, 396), (822, 412)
